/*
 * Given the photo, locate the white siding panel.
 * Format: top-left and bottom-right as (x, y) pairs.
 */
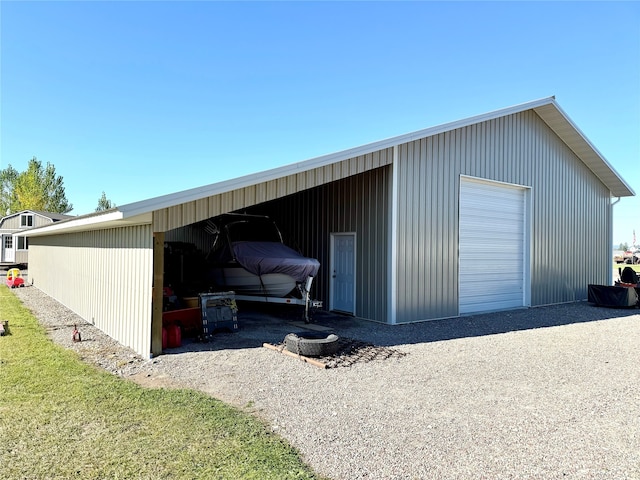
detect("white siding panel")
(459, 178), (526, 314)
(27, 225), (154, 357)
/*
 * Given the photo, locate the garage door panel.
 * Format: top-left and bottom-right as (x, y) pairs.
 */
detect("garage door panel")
(459, 178), (528, 314)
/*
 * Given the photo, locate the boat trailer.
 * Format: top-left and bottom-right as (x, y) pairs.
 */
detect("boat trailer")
(234, 276), (322, 323)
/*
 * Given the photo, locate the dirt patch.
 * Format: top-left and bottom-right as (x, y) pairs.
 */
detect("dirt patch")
(128, 372), (185, 390)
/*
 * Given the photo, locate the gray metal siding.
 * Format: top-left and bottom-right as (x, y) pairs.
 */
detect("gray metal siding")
(153, 151), (393, 232)
(28, 225), (154, 357)
(165, 224), (212, 253)
(246, 162), (392, 322)
(395, 110), (611, 322)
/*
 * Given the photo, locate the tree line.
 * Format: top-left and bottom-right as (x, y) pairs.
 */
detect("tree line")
(0, 157), (115, 215)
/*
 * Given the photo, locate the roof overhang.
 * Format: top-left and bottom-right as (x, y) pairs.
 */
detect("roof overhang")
(22, 210), (153, 237)
(532, 100), (634, 198)
(23, 97), (634, 237)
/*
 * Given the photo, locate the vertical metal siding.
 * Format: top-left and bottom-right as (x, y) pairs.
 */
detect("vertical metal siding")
(244, 155), (392, 322)
(152, 151), (393, 232)
(164, 224), (212, 253)
(395, 110), (611, 322)
(27, 225), (154, 357)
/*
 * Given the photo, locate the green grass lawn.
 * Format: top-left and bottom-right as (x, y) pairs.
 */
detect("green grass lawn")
(0, 287), (323, 480)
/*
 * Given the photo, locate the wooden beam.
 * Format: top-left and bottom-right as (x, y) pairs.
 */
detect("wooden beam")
(151, 231), (165, 357)
(262, 343), (327, 369)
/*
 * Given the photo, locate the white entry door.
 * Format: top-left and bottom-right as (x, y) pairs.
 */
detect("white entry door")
(330, 233), (356, 314)
(2, 235), (15, 263)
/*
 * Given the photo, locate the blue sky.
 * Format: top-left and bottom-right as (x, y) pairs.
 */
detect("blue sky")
(1, 1), (638, 246)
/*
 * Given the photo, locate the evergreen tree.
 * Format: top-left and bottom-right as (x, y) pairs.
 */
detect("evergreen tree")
(96, 191), (116, 211)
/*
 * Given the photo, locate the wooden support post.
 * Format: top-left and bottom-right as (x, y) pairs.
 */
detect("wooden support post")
(151, 231), (165, 357)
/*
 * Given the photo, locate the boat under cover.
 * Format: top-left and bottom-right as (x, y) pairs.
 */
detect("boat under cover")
(205, 214), (320, 297)
(231, 241), (320, 283)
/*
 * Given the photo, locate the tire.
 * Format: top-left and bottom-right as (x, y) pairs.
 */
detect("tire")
(284, 332), (340, 357)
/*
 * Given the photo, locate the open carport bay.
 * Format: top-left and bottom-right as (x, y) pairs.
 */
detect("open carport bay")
(12, 287), (640, 479)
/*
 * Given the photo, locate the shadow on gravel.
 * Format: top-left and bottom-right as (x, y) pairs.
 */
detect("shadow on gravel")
(163, 300), (639, 355)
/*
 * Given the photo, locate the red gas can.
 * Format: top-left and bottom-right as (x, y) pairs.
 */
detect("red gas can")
(166, 324), (181, 348)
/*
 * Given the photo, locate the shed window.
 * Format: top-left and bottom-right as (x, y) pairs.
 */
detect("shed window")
(4, 236), (12, 249)
(17, 236), (28, 250)
(20, 214), (34, 227)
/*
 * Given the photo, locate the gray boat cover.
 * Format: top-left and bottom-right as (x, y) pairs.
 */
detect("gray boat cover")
(232, 241), (320, 283)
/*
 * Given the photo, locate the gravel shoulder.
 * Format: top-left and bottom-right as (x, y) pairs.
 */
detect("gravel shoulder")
(9, 286), (640, 480)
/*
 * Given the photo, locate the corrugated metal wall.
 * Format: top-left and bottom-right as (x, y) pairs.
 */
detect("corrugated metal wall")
(28, 225), (154, 357)
(242, 160), (392, 322)
(153, 151), (393, 232)
(395, 110), (611, 322)
(165, 224), (212, 252)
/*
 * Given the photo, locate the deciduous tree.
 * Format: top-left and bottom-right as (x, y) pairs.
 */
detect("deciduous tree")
(0, 157), (73, 214)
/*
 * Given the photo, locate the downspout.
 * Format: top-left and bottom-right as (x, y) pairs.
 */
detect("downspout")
(609, 196), (620, 285)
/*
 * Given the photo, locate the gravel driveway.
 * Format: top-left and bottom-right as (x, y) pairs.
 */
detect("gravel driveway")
(10, 286), (640, 479)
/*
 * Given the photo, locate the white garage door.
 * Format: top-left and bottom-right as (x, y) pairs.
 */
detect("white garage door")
(459, 177), (528, 314)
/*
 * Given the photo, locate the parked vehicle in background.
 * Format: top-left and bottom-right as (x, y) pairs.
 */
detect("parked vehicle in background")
(614, 248), (640, 264)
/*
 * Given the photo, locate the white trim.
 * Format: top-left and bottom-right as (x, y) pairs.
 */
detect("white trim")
(16, 235), (28, 251)
(329, 232), (357, 314)
(21, 211), (152, 237)
(2, 234), (15, 262)
(532, 102), (635, 197)
(21, 97), (635, 237)
(459, 174), (531, 190)
(389, 146), (399, 325)
(118, 98), (560, 218)
(525, 187), (532, 307)
(19, 213), (34, 228)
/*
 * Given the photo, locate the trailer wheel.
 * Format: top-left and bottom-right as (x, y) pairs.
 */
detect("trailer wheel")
(284, 332), (340, 357)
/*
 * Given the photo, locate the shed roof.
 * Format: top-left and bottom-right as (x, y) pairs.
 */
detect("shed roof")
(0, 209), (74, 224)
(24, 97), (634, 237)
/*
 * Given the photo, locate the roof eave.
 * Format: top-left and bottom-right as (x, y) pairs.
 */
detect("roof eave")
(533, 100), (635, 198)
(21, 211), (152, 237)
(31, 97), (634, 234)
(120, 97), (564, 218)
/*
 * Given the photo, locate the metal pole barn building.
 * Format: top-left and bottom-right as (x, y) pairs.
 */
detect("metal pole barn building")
(23, 98), (635, 358)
